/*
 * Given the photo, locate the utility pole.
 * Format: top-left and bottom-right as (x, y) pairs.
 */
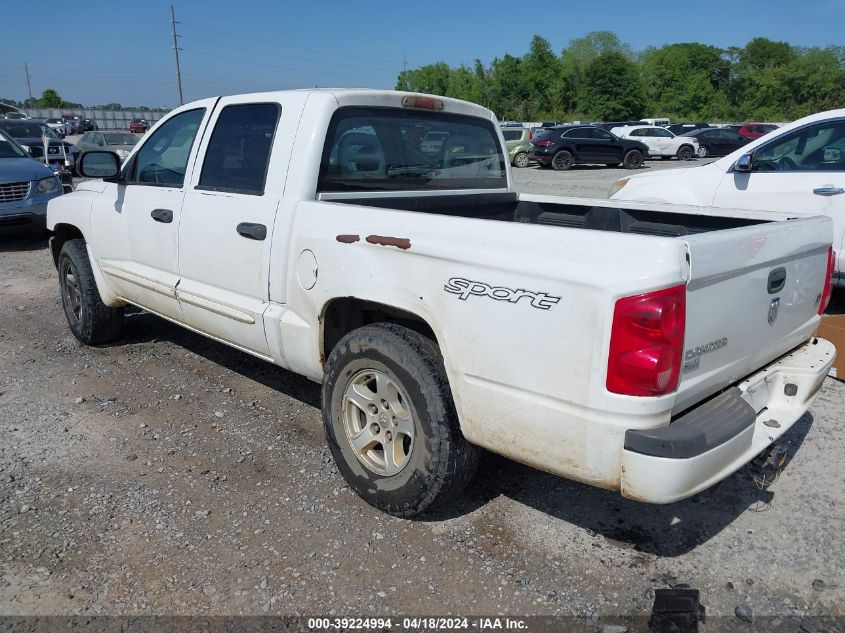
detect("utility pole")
(170, 5), (184, 105)
(403, 54), (407, 75)
(24, 61), (33, 102)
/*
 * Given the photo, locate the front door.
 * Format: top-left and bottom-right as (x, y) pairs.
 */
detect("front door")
(90, 102), (214, 321)
(590, 128), (624, 163)
(177, 94), (304, 358)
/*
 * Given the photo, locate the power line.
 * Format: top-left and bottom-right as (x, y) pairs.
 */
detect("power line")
(178, 22), (407, 68)
(183, 48), (390, 82)
(171, 5), (184, 105)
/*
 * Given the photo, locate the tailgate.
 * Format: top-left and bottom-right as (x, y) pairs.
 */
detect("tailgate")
(675, 215), (832, 412)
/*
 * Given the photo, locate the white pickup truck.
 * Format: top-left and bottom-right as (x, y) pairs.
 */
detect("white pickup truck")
(47, 90), (835, 517)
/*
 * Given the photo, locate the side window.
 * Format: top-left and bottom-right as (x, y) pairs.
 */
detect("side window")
(198, 103), (280, 195)
(129, 108), (205, 187)
(93, 133), (104, 146)
(629, 129), (645, 137)
(593, 129), (615, 140)
(654, 128), (673, 138)
(501, 130), (521, 141)
(80, 133), (90, 144)
(754, 121), (845, 172)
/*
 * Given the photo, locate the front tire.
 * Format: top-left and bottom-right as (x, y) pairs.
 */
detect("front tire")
(322, 323), (480, 517)
(623, 149), (644, 169)
(58, 239), (123, 345)
(677, 145), (694, 161)
(513, 152), (530, 168)
(697, 146), (709, 158)
(551, 150), (573, 171)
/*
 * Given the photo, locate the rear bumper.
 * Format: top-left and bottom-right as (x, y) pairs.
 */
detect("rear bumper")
(621, 337), (835, 503)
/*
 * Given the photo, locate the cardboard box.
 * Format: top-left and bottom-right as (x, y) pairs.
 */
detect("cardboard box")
(816, 314), (845, 381)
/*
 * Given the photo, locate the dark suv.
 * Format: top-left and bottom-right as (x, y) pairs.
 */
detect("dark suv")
(530, 125), (649, 170)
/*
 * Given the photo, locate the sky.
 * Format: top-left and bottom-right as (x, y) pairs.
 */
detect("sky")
(2, 0), (844, 109)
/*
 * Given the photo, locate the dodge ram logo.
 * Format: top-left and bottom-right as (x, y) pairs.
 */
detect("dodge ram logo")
(444, 277), (561, 310)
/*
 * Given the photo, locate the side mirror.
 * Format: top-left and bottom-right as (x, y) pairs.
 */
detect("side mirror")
(80, 151), (121, 179)
(735, 154), (752, 172)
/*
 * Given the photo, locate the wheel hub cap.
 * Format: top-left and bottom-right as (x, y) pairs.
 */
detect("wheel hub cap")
(342, 369), (415, 476)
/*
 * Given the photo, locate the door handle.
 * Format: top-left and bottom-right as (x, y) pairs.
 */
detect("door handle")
(236, 222), (267, 240)
(813, 186), (845, 196)
(150, 208), (173, 223)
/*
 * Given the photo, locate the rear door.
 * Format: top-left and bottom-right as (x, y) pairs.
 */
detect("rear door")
(177, 93), (306, 358)
(563, 127), (600, 161)
(713, 118), (845, 277)
(674, 215), (832, 411)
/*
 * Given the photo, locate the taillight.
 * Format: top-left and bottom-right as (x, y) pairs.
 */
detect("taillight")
(819, 246), (835, 315)
(534, 139), (554, 147)
(529, 131), (534, 141)
(607, 285), (686, 397)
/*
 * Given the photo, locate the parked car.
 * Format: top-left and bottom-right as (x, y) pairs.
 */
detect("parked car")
(0, 129), (64, 231)
(62, 114), (82, 133)
(54, 89), (834, 517)
(678, 127), (751, 158)
(610, 125), (698, 161)
(500, 127), (532, 167)
(610, 108), (845, 286)
(666, 122), (711, 136)
(596, 120), (648, 131)
(128, 118), (149, 133)
(45, 118), (71, 137)
(0, 120), (79, 170)
(76, 131), (137, 164)
(729, 123), (779, 140)
(531, 125), (649, 170)
(80, 118), (98, 131)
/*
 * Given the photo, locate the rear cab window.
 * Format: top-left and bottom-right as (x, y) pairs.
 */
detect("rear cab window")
(318, 107), (506, 193)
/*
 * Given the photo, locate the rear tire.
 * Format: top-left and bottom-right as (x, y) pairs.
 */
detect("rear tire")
(551, 150), (573, 171)
(677, 145), (694, 161)
(513, 152), (530, 168)
(58, 239), (123, 345)
(322, 323), (480, 517)
(623, 149), (644, 169)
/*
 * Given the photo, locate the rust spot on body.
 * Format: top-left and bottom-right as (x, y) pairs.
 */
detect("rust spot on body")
(366, 235), (411, 250)
(336, 234), (360, 244)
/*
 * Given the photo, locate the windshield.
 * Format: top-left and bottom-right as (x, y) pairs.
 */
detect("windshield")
(0, 131), (28, 158)
(104, 133), (137, 145)
(0, 121), (59, 139)
(318, 107), (506, 193)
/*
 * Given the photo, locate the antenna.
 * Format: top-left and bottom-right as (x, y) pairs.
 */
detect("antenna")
(171, 5), (184, 105)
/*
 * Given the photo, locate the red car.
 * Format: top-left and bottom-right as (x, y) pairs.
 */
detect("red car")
(128, 118), (149, 134)
(731, 123), (778, 139)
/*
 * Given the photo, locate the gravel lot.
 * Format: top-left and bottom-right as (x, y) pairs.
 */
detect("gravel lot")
(0, 160), (843, 631)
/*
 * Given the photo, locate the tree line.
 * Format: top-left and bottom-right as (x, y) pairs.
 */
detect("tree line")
(395, 32), (845, 123)
(1, 90), (167, 112)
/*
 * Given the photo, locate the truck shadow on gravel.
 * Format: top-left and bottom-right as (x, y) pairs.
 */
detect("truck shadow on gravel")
(432, 412), (813, 557)
(117, 310), (813, 558)
(118, 309), (321, 408)
(0, 231), (49, 253)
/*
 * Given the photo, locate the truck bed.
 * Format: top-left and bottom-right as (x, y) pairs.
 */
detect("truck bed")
(328, 192), (771, 238)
